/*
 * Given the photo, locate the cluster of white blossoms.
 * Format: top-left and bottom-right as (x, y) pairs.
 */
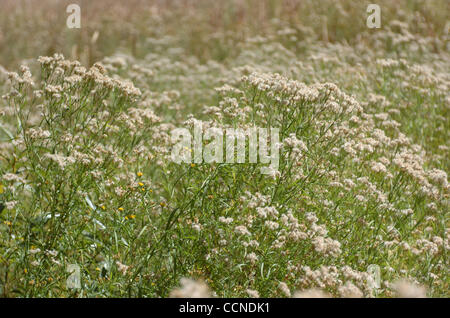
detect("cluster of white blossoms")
(35, 54), (142, 99)
(169, 278), (212, 298)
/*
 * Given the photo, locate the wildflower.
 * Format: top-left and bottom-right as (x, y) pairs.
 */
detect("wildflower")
(191, 222), (202, 232)
(218, 216), (233, 224)
(246, 252), (258, 264)
(293, 289), (330, 298)
(234, 225), (251, 236)
(44, 153), (75, 170)
(265, 220), (279, 230)
(371, 162), (387, 173)
(312, 236), (342, 257)
(393, 280), (427, 298)
(278, 282), (291, 297)
(46, 250), (58, 257)
(170, 278), (212, 298)
(5, 201), (17, 210)
(219, 239), (227, 246)
(338, 282), (363, 298)
(116, 261), (130, 275)
(136, 172), (143, 177)
(29, 248), (41, 255)
(246, 289), (260, 298)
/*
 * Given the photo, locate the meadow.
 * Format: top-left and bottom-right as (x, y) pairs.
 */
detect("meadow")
(0, 0), (448, 298)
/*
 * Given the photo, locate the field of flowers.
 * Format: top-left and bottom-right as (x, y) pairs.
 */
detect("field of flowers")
(0, 0), (448, 298)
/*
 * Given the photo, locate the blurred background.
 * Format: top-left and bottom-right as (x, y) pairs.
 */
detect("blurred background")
(0, 0), (448, 68)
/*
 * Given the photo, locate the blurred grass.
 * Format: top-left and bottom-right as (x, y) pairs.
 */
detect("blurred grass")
(0, 0), (448, 68)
